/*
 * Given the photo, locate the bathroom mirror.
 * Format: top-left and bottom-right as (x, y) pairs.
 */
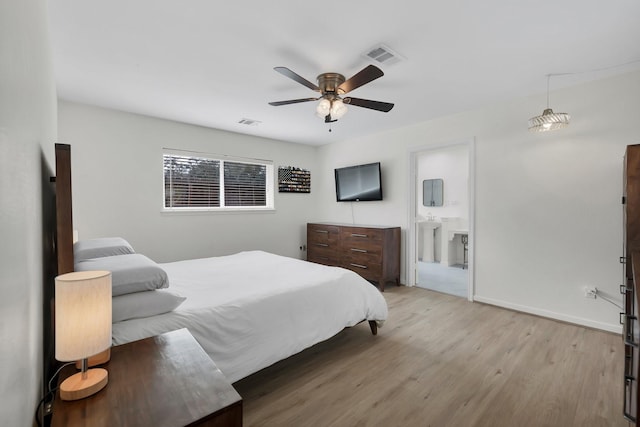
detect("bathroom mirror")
(423, 179), (443, 207)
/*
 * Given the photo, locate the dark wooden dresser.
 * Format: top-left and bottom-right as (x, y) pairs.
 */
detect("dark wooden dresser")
(623, 144), (640, 424)
(307, 222), (400, 291)
(52, 328), (242, 427)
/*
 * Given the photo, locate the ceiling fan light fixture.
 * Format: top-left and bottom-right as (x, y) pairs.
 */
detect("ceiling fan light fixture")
(528, 74), (570, 133)
(269, 65), (394, 124)
(316, 98), (331, 118)
(330, 99), (348, 120)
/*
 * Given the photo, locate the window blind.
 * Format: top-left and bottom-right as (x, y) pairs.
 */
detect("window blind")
(223, 161), (267, 207)
(164, 155), (220, 208)
(163, 153), (271, 210)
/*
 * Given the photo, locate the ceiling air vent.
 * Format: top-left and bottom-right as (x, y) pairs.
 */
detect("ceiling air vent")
(238, 118), (261, 126)
(363, 44), (405, 66)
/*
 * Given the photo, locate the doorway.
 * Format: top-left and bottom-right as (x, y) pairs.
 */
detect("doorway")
(407, 140), (475, 300)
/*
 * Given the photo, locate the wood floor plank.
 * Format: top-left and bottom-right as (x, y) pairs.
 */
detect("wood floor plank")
(234, 286), (625, 427)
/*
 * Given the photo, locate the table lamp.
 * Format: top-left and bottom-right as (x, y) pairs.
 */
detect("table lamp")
(55, 270), (112, 401)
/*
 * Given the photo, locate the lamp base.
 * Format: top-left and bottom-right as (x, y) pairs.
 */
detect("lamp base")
(75, 347), (111, 369)
(60, 368), (108, 401)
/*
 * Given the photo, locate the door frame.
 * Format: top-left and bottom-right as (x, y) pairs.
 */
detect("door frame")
(406, 138), (476, 301)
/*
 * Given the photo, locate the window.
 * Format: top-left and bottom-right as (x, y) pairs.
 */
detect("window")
(163, 151), (274, 211)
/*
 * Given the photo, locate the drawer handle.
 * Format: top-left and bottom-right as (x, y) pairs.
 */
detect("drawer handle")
(315, 230), (329, 234)
(351, 248), (367, 253)
(315, 243), (329, 247)
(350, 263), (368, 269)
(625, 346), (634, 377)
(624, 377), (637, 423)
(351, 233), (368, 238)
(624, 314), (638, 347)
(626, 338), (639, 348)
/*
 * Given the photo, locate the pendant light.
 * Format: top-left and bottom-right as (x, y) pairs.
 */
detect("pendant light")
(528, 74), (570, 132)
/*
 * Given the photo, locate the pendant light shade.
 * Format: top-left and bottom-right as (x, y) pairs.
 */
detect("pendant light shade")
(528, 75), (570, 132)
(528, 108), (570, 132)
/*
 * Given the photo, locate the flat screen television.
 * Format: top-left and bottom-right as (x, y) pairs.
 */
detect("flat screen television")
(335, 162), (383, 202)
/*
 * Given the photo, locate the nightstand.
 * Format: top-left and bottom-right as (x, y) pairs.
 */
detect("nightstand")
(51, 328), (242, 427)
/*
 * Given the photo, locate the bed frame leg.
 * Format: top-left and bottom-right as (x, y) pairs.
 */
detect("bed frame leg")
(368, 320), (378, 335)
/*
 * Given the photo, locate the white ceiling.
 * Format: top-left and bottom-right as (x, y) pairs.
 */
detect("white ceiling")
(48, 0), (640, 146)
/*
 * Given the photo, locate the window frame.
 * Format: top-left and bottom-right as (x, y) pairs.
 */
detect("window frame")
(162, 149), (275, 213)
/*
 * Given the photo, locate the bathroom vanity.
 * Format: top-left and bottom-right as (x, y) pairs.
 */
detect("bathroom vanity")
(418, 217), (468, 267)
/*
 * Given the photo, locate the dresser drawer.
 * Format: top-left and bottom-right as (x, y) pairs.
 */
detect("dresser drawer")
(342, 247), (382, 265)
(307, 224), (340, 265)
(341, 227), (383, 242)
(307, 242), (339, 264)
(341, 260), (382, 279)
(308, 253), (339, 266)
(308, 224), (340, 244)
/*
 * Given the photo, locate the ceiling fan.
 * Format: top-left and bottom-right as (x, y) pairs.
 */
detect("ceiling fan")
(269, 64), (394, 123)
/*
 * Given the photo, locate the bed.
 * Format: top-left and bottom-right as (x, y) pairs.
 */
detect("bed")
(109, 250), (387, 382)
(50, 143), (388, 385)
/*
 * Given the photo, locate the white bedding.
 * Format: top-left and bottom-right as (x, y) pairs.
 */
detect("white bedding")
(111, 250), (388, 383)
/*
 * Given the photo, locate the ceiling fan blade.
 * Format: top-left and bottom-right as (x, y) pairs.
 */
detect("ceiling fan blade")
(269, 97), (319, 106)
(344, 97), (394, 112)
(274, 67), (320, 92)
(337, 65), (384, 95)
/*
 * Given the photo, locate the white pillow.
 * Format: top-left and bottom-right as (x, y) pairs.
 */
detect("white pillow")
(74, 237), (135, 262)
(75, 253), (169, 296)
(112, 290), (186, 323)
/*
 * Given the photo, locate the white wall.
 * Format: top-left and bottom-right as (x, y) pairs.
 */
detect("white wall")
(57, 101), (320, 263)
(417, 146), (469, 221)
(0, 0), (57, 425)
(317, 70), (640, 332)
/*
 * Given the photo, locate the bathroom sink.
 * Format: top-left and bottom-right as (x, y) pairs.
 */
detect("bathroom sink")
(418, 220), (441, 262)
(418, 220), (441, 229)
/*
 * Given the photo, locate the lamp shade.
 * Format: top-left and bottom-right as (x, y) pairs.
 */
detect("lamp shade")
(55, 270), (112, 362)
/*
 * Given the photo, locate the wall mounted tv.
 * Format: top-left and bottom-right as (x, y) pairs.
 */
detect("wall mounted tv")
(335, 162), (383, 202)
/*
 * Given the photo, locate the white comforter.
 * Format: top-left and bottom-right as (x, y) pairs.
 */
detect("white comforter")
(111, 250), (388, 383)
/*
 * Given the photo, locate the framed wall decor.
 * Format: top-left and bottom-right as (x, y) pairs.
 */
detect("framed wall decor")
(278, 166), (310, 193)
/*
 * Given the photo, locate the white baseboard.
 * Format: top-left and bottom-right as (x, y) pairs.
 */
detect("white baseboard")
(473, 295), (622, 334)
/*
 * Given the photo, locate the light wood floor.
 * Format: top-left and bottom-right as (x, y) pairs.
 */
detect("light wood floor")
(234, 286), (625, 427)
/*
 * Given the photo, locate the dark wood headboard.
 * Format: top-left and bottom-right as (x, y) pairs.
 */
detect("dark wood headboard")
(42, 143), (74, 424)
(55, 143), (74, 275)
